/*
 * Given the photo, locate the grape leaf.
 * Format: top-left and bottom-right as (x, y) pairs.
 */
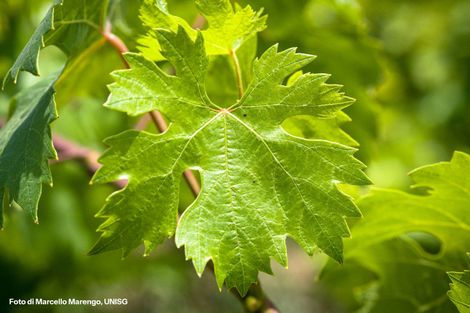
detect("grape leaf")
(3, 0), (106, 86)
(91, 26), (369, 294)
(0, 73), (59, 227)
(321, 151), (470, 312)
(2, 0), (58, 85)
(322, 236), (460, 313)
(449, 254), (470, 313)
(1, 0), (115, 226)
(195, 0), (266, 53)
(349, 151), (470, 253)
(138, 0), (266, 61)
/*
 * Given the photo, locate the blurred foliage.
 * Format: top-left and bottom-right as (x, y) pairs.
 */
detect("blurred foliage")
(360, 0), (470, 188)
(0, 0), (469, 312)
(321, 152), (470, 312)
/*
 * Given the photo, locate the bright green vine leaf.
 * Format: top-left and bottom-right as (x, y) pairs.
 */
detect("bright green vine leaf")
(138, 0), (266, 61)
(321, 151), (470, 312)
(3, 0), (105, 86)
(91, 26), (369, 295)
(449, 254), (470, 313)
(0, 73), (59, 227)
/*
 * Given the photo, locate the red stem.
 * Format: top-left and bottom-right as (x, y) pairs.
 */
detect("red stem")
(52, 135), (126, 189)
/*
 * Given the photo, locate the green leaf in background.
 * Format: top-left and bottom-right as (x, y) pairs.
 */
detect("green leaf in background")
(321, 151), (470, 312)
(0, 73), (59, 227)
(322, 237), (460, 313)
(2, 0), (58, 85)
(349, 151), (470, 253)
(448, 254), (470, 313)
(138, 0), (266, 61)
(91, 26), (368, 295)
(3, 0), (106, 86)
(0, 0), (123, 228)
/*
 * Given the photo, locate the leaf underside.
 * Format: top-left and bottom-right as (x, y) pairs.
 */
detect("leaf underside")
(91, 24), (369, 295)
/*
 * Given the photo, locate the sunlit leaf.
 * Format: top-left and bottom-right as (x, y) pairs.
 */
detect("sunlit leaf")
(91, 26), (368, 295)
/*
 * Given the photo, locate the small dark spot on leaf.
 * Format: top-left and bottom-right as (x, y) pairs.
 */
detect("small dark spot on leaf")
(243, 114), (247, 117)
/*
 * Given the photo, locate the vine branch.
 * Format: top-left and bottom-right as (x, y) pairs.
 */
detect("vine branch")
(52, 136), (126, 189)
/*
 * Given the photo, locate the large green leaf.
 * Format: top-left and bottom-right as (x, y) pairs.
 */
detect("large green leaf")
(448, 254), (470, 313)
(0, 73), (59, 227)
(3, 0), (106, 86)
(321, 151), (470, 312)
(91, 26), (368, 295)
(138, 0), (266, 61)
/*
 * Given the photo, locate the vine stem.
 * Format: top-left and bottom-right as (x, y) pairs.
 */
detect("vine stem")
(229, 48), (244, 98)
(52, 135), (126, 189)
(100, 21), (279, 313)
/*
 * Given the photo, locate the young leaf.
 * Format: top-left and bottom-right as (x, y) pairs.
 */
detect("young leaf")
(195, 0), (266, 53)
(0, 73), (59, 227)
(321, 151), (470, 312)
(138, 0), (266, 61)
(448, 254), (470, 313)
(91, 27), (369, 295)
